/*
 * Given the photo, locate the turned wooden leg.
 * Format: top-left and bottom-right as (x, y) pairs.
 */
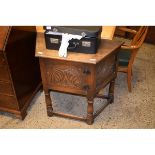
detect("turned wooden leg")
(86, 98), (94, 125)
(45, 90), (53, 117)
(131, 68), (133, 76)
(127, 69), (132, 92)
(108, 80), (115, 104)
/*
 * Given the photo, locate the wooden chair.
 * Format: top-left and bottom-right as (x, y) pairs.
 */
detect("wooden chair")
(117, 26), (148, 92)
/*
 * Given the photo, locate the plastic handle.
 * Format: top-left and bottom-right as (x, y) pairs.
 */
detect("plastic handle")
(68, 42), (79, 50)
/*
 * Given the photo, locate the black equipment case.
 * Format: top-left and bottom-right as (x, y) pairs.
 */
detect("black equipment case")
(44, 26), (102, 54)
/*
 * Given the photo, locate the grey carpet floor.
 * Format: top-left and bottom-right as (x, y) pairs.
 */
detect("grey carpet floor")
(0, 37), (155, 128)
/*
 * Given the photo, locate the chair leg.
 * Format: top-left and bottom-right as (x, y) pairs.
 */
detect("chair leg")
(127, 69), (132, 92)
(131, 68), (133, 76)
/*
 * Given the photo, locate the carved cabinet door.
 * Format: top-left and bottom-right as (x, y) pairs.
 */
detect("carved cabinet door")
(96, 54), (117, 91)
(43, 59), (92, 95)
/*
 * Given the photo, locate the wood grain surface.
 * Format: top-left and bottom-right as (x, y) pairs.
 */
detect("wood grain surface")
(0, 26), (11, 51)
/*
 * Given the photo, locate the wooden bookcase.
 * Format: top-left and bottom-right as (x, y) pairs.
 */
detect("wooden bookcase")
(0, 26), (41, 119)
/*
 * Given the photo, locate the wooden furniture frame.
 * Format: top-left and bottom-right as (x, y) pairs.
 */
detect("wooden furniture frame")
(0, 26), (41, 119)
(36, 32), (122, 125)
(117, 26), (148, 92)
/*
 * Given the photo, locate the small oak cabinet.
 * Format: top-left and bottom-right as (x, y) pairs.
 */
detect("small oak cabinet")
(36, 32), (123, 124)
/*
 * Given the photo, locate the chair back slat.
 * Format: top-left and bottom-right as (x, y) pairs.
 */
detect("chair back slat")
(131, 26), (148, 48)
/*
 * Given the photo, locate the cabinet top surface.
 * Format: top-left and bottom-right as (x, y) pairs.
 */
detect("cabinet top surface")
(36, 33), (123, 64)
(0, 26), (11, 51)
